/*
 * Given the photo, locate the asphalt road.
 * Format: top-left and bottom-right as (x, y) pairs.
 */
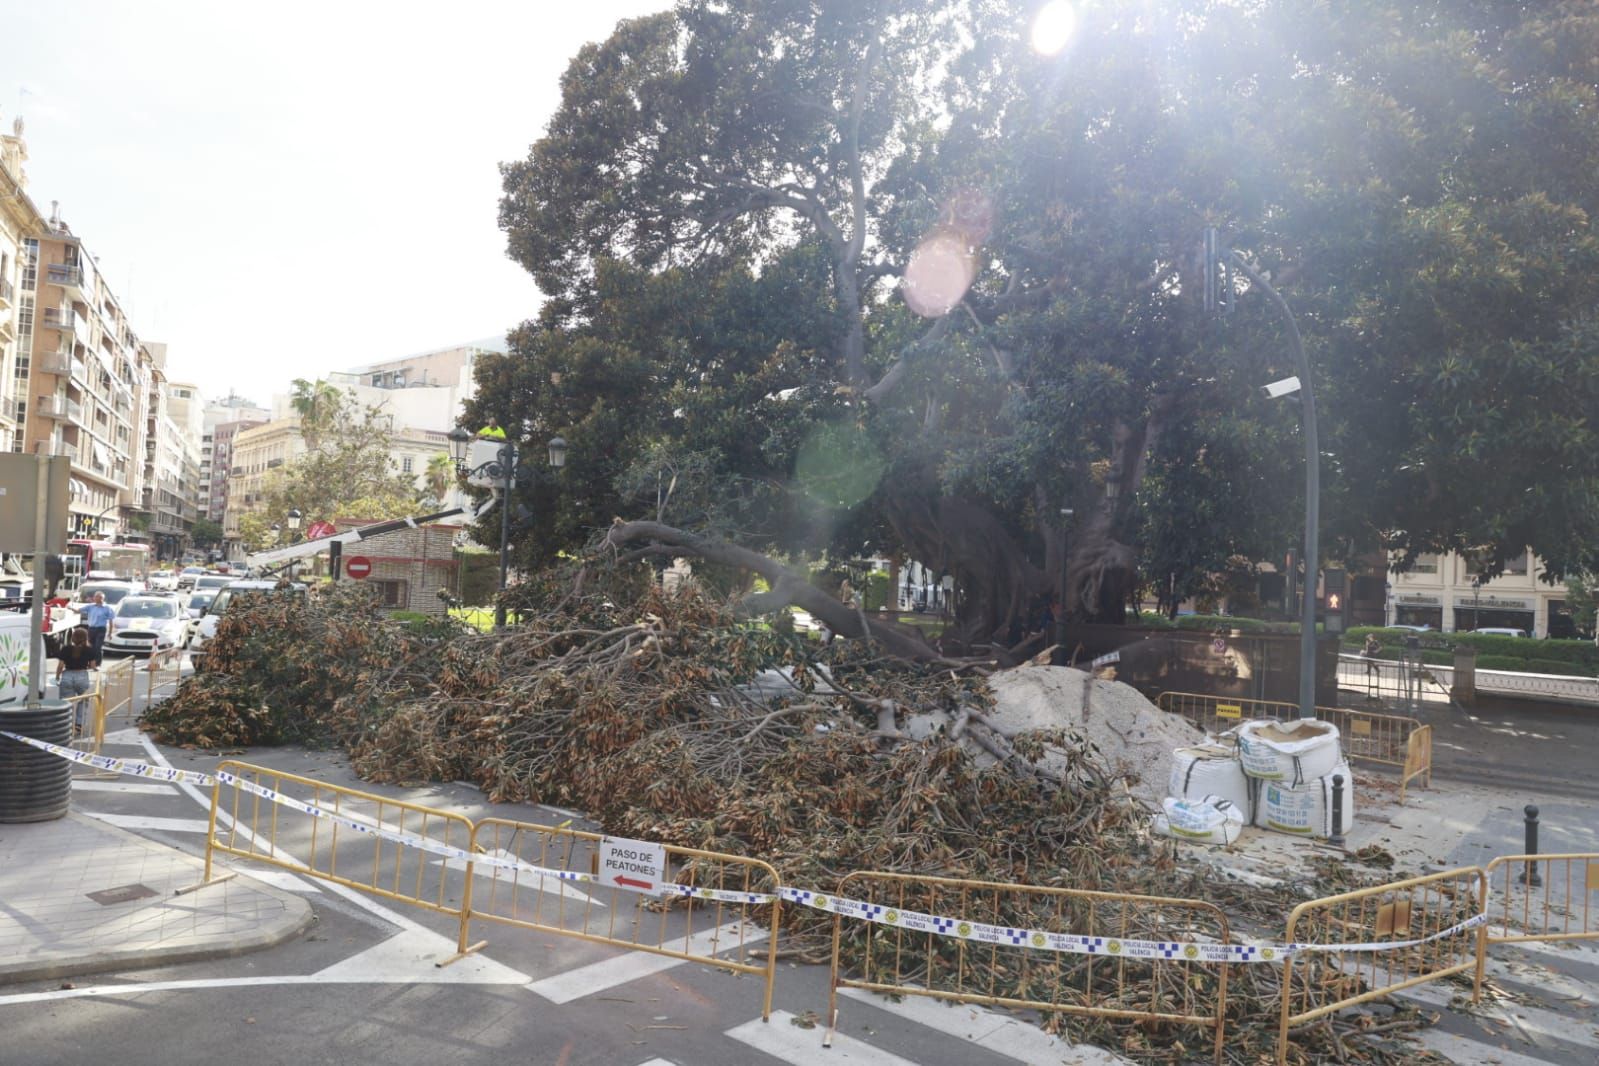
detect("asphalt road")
(1405, 694), (1599, 803)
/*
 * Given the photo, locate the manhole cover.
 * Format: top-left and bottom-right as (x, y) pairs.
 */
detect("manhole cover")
(86, 883), (159, 906)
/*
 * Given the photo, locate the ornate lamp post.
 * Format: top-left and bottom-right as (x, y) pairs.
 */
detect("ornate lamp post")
(447, 428), (568, 628)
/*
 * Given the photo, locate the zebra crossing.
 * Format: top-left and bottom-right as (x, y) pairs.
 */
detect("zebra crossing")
(59, 721), (1599, 1065)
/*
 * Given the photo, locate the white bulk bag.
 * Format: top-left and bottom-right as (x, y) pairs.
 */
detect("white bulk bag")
(1255, 763), (1356, 838)
(1237, 719), (1342, 785)
(1153, 794), (1246, 846)
(1168, 744), (1254, 821)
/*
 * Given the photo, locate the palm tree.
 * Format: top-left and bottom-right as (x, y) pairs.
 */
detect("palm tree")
(289, 378), (343, 452)
(424, 452), (455, 508)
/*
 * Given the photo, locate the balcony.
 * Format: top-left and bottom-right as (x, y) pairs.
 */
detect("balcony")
(36, 350), (84, 379)
(37, 395), (83, 422)
(42, 307), (90, 347)
(0, 276), (13, 307)
(47, 263), (89, 301)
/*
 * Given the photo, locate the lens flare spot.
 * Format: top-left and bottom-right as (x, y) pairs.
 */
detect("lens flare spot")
(1031, 1), (1079, 56)
(794, 422), (886, 511)
(901, 231), (976, 318)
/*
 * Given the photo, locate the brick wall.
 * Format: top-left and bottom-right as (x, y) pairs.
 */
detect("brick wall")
(333, 520), (459, 617)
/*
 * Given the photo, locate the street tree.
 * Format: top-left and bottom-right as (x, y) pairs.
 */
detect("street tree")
(491, 0), (1599, 648)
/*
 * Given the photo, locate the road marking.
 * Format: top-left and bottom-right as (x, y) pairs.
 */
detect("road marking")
(99, 727), (149, 746)
(0, 967), (527, 1009)
(726, 1011), (920, 1065)
(1493, 937), (1599, 970)
(838, 988), (1130, 1064)
(312, 927), (529, 984)
(634, 1060), (679, 1066)
(69, 779), (178, 795)
(1413, 1029), (1560, 1066)
(1484, 955), (1594, 1000)
(526, 922), (767, 1004)
(84, 812), (212, 833)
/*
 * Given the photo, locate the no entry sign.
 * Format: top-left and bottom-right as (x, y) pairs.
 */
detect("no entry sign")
(345, 556), (373, 580)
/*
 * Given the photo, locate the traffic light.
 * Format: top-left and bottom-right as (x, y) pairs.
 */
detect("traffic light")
(1323, 568), (1348, 634)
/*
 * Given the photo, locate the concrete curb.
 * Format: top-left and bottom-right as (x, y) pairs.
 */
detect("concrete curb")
(0, 813), (315, 986)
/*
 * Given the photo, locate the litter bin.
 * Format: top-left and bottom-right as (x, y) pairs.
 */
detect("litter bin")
(0, 701), (73, 823)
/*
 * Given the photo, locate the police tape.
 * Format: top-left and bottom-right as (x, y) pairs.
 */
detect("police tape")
(1, 729), (1489, 963)
(775, 886), (1488, 963)
(0, 729), (217, 785)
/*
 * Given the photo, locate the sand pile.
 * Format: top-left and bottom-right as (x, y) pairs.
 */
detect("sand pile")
(984, 666), (1203, 806)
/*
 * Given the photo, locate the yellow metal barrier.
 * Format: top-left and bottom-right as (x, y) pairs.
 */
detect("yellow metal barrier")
(469, 817), (781, 1019)
(204, 760), (480, 960)
(143, 645), (185, 705)
(99, 656), (138, 720)
(1482, 853), (1599, 948)
(828, 871), (1231, 1064)
(1154, 691), (1431, 798)
(1277, 866), (1486, 1064)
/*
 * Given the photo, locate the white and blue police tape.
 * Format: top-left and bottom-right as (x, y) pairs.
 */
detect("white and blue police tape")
(775, 888), (1487, 962)
(0, 730), (218, 785)
(4, 729), (1488, 963)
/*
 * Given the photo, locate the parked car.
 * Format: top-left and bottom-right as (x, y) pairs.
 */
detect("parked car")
(103, 596), (187, 657)
(182, 590), (219, 645)
(188, 579), (306, 655)
(1473, 627), (1529, 638)
(192, 574), (235, 594)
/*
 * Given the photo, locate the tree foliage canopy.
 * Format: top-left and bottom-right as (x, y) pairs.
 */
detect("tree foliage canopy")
(482, 0), (1599, 643)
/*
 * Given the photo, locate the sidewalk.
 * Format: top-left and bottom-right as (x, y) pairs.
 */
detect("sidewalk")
(0, 809), (312, 984)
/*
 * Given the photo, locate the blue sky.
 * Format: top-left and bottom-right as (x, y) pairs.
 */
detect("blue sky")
(3, 0), (667, 404)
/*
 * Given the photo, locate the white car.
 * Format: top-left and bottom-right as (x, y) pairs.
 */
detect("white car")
(147, 570), (180, 592)
(176, 567), (208, 592)
(188, 579), (305, 656)
(103, 596), (187, 657)
(182, 590), (219, 645)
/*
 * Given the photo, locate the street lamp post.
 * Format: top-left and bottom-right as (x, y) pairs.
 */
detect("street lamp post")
(1205, 228), (1320, 721)
(447, 428), (568, 629)
(285, 509), (302, 582)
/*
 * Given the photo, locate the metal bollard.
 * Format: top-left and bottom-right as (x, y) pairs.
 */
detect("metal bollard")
(1520, 804), (1542, 887)
(1329, 774), (1346, 848)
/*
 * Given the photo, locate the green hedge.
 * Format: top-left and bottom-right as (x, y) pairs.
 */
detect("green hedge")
(1421, 649), (1454, 666)
(1475, 654), (1529, 672)
(1343, 627), (1599, 672)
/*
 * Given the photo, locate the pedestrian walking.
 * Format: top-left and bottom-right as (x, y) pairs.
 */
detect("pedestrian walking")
(55, 627), (97, 736)
(80, 592), (115, 667)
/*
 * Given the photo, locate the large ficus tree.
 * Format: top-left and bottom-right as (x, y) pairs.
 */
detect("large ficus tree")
(484, 0), (1599, 647)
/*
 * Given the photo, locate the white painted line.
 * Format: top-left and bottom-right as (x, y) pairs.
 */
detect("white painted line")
(838, 988), (1130, 1064)
(70, 779), (179, 795)
(99, 727), (149, 746)
(633, 1060), (679, 1066)
(312, 927), (529, 984)
(727, 1011), (920, 1065)
(1483, 956), (1594, 1001)
(1414, 1030), (1561, 1066)
(84, 812), (212, 834)
(526, 922), (767, 1004)
(0, 968), (527, 1009)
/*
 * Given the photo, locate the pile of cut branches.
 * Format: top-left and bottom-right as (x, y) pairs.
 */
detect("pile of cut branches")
(142, 558), (1440, 1064)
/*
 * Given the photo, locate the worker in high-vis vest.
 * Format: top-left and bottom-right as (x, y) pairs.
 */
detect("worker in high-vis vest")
(477, 418), (507, 441)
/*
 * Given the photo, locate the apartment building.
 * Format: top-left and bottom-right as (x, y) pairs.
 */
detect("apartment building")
(222, 416), (304, 552)
(198, 392), (268, 522)
(1388, 550), (1583, 639)
(14, 206), (155, 541)
(1, 112), (47, 455)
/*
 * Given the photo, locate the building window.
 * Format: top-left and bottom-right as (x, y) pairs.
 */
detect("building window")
(1411, 554), (1439, 575)
(372, 579), (407, 607)
(401, 456), (413, 474)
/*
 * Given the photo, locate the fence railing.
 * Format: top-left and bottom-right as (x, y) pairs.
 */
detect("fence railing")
(1482, 853), (1599, 951)
(469, 817), (781, 1019)
(1154, 691), (1431, 799)
(827, 871), (1231, 1064)
(204, 760), (480, 958)
(1276, 866), (1486, 1064)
